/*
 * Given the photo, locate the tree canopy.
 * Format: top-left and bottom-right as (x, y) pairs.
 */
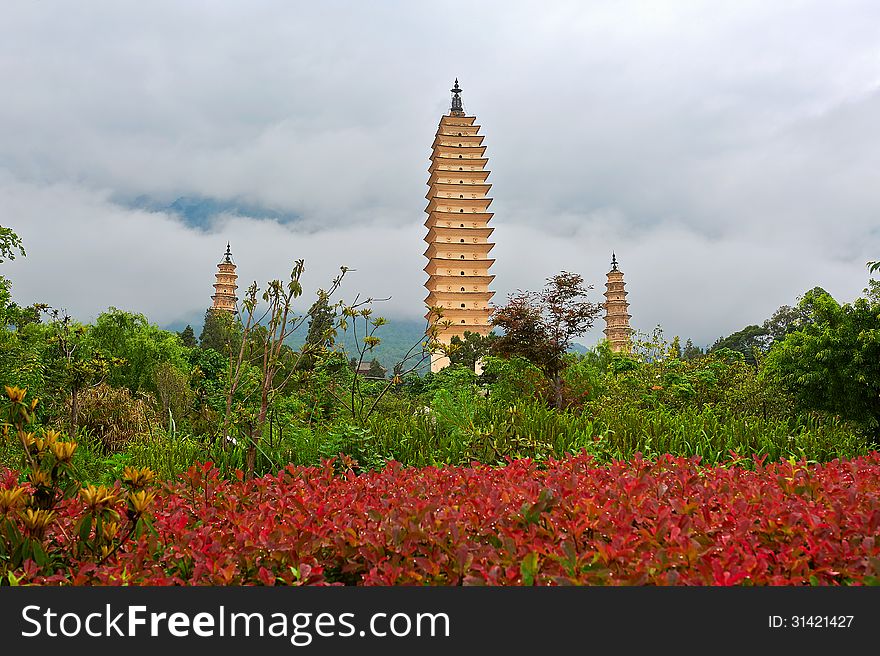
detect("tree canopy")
(88, 308), (191, 394)
(764, 288), (880, 439)
(447, 331), (496, 371)
(490, 271), (600, 408)
(710, 286), (834, 365)
(0, 225), (26, 263)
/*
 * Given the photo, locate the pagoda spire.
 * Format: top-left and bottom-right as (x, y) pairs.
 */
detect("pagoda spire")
(450, 78), (464, 117)
(603, 253), (632, 352)
(424, 81), (496, 372)
(211, 243), (238, 313)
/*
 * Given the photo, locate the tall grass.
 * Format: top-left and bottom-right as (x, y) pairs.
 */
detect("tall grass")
(316, 395), (868, 470)
(3, 394), (869, 483)
(122, 424), (323, 481)
(588, 405), (864, 465)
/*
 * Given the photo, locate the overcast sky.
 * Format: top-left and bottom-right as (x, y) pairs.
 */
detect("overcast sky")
(2, 0), (878, 347)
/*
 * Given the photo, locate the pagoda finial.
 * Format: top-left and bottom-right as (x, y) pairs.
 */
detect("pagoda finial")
(224, 242), (232, 263)
(450, 78), (464, 116)
(611, 252), (618, 271)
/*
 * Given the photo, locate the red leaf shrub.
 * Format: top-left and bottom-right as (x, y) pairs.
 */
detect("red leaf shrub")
(5, 452), (880, 585)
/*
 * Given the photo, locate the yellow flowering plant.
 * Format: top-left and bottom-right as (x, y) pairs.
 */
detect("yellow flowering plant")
(1, 385), (157, 579)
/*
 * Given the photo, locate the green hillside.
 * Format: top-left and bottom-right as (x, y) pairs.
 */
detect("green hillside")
(286, 317), (433, 375)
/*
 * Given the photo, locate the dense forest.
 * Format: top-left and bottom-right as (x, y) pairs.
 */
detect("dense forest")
(2, 225), (879, 584)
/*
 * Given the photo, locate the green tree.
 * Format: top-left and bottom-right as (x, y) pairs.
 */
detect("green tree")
(480, 355), (549, 407)
(199, 308), (240, 355)
(762, 304), (802, 344)
(764, 288), (880, 438)
(710, 324), (770, 367)
(153, 360), (193, 435)
(490, 271), (600, 409)
(446, 331), (497, 371)
(188, 346), (228, 437)
(367, 358), (386, 379)
(0, 225), (32, 332)
(762, 286), (831, 344)
(178, 324), (198, 348)
(43, 309), (111, 438)
(681, 338), (704, 361)
(0, 228), (48, 406)
(710, 286), (833, 367)
(0, 225), (26, 263)
(0, 227), (45, 400)
(668, 335), (682, 359)
(1, 311), (51, 414)
(87, 308), (190, 394)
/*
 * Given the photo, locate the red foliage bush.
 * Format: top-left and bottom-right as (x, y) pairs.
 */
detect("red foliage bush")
(5, 452), (880, 585)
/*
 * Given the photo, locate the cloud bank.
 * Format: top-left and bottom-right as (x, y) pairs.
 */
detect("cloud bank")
(2, 1), (877, 347)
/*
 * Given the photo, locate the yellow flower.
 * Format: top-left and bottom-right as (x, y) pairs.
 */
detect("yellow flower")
(122, 466), (156, 489)
(49, 441), (77, 463)
(102, 521), (121, 541)
(4, 385), (27, 403)
(36, 431), (59, 454)
(19, 432), (37, 449)
(41, 429), (62, 445)
(20, 508), (56, 536)
(28, 469), (52, 489)
(127, 490), (156, 514)
(0, 486), (28, 514)
(80, 484), (121, 509)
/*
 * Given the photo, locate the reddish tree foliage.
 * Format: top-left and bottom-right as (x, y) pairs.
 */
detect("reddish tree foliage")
(5, 452), (880, 585)
(490, 272), (600, 408)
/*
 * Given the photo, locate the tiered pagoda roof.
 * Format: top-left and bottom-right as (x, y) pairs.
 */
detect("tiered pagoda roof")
(424, 80), (496, 372)
(211, 243), (238, 313)
(603, 253), (632, 352)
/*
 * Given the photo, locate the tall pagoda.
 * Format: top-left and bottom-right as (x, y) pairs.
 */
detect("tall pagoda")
(603, 253), (632, 352)
(211, 243), (238, 313)
(424, 79), (496, 372)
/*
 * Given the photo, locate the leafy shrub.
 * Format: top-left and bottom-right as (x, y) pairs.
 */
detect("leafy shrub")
(482, 356), (549, 407)
(597, 350), (789, 418)
(6, 451), (880, 585)
(77, 383), (157, 451)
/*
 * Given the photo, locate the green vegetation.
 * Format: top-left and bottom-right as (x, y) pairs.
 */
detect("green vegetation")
(1, 225), (878, 485)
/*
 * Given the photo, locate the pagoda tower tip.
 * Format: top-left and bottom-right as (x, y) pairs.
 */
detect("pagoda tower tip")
(450, 78), (464, 117)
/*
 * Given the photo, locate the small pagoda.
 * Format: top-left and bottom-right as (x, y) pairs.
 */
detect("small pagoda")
(211, 243), (238, 313)
(603, 253), (632, 352)
(424, 79), (496, 372)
